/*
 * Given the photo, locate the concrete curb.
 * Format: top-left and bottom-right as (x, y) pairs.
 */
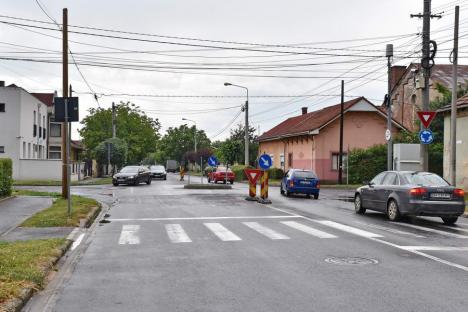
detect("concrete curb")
(0, 195), (16, 204)
(83, 204), (102, 228)
(0, 239), (72, 312)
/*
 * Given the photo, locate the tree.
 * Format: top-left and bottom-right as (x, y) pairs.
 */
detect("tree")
(79, 102), (161, 164)
(216, 139), (242, 165)
(226, 123), (259, 165)
(158, 125), (211, 162)
(93, 138), (128, 172)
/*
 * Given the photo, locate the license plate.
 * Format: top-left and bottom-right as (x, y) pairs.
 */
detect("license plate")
(300, 181), (311, 185)
(430, 193), (451, 199)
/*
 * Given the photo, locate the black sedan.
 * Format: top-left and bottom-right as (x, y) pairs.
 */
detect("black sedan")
(354, 171), (465, 224)
(150, 165), (167, 180)
(113, 166), (152, 186)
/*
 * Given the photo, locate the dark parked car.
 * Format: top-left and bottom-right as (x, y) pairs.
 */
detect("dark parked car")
(280, 169), (320, 199)
(150, 165), (167, 180)
(354, 171), (465, 224)
(113, 166), (152, 186)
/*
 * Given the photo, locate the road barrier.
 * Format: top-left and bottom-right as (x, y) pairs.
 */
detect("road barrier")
(259, 170), (272, 204)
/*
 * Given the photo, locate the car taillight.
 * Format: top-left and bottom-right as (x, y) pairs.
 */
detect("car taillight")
(289, 180), (294, 187)
(409, 187), (427, 197)
(316, 181), (320, 189)
(454, 189), (465, 198)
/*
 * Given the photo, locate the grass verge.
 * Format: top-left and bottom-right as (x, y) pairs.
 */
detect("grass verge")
(20, 195), (99, 227)
(0, 238), (67, 305)
(13, 177), (113, 186)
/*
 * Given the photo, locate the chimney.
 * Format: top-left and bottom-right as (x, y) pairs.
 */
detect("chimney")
(301, 107), (308, 115)
(0, 81), (4, 87)
(390, 66), (406, 91)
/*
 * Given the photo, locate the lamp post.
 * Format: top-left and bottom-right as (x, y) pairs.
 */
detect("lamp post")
(224, 82), (249, 166)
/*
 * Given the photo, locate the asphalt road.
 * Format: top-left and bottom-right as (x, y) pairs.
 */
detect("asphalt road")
(25, 174), (468, 312)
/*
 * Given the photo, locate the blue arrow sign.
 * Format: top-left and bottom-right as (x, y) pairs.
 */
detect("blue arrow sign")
(258, 154), (272, 170)
(207, 156), (218, 167)
(419, 129), (434, 145)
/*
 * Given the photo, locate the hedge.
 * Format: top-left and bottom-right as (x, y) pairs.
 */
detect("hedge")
(0, 158), (13, 197)
(348, 144), (386, 184)
(267, 168), (284, 179)
(231, 164), (253, 182)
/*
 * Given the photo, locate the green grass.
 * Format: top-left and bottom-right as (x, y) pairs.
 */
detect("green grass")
(0, 238), (66, 304)
(13, 190), (61, 197)
(13, 177), (113, 186)
(21, 195), (99, 227)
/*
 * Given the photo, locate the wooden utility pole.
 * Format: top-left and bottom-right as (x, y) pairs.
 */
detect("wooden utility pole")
(338, 80), (344, 184)
(449, 5), (459, 185)
(61, 8), (68, 198)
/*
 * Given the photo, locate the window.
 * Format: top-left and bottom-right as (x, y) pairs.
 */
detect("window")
(50, 123), (61, 137)
(382, 172), (398, 185)
(43, 116), (45, 128)
(23, 142), (26, 158)
(43, 128), (46, 139)
(331, 153), (347, 171)
(49, 146), (61, 159)
(0, 146), (4, 153)
(0, 103), (5, 112)
(28, 143), (31, 158)
(371, 172), (387, 185)
(288, 153), (293, 167)
(33, 124), (37, 137)
(280, 154), (285, 168)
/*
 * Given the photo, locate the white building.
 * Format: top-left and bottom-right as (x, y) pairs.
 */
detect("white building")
(0, 82), (56, 179)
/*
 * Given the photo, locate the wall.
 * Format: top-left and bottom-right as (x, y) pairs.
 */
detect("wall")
(443, 111), (468, 190)
(15, 159), (62, 180)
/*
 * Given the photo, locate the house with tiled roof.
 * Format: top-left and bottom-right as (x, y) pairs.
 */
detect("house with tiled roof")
(389, 63), (468, 132)
(258, 97), (406, 182)
(438, 94), (468, 190)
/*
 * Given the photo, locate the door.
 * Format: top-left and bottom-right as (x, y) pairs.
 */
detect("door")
(376, 172), (397, 211)
(362, 172), (386, 210)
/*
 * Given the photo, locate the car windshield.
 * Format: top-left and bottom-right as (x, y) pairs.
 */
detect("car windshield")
(120, 167), (139, 173)
(401, 172), (449, 187)
(293, 171), (317, 179)
(151, 166), (165, 171)
(216, 167), (232, 172)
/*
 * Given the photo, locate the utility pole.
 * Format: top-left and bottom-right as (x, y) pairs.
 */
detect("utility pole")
(244, 90), (249, 166)
(411, 0), (442, 171)
(386, 44), (393, 171)
(450, 5), (459, 185)
(112, 102), (116, 138)
(61, 8), (68, 199)
(109, 102), (116, 175)
(338, 80), (344, 184)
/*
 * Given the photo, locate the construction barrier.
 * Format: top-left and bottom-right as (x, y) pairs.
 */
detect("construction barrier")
(259, 170), (272, 204)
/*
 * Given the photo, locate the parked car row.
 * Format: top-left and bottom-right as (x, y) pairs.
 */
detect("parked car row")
(112, 165), (167, 186)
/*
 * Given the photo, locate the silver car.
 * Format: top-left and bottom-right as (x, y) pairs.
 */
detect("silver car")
(354, 171), (465, 224)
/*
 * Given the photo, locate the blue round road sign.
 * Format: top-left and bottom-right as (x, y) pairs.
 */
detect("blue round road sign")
(419, 129), (434, 145)
(258, 154), (272, 170)
(208, 156), (218, 167)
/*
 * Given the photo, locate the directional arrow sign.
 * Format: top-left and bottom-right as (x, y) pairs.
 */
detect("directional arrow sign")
(207, 156), (218, 167)
(244, 169), (262, 185)
(417, 111), (437, 129)
(259, 154), (272, 170)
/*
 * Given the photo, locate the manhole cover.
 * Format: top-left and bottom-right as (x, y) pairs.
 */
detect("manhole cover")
(324, 256), (378, 265)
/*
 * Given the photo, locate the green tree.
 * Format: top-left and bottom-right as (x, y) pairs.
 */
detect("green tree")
(79, 102), (161, 164)
(93, 138), (128, 171)
(159, 125), (211, 162)
(227, 123), (259, 165)
(216, 139), (242, 165)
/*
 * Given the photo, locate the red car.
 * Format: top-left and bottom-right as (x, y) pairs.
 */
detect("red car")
(208, 167), (235, 184)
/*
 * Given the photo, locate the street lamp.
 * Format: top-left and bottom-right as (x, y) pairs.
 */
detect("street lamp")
(182, 118), (197, 153)
(224, 82), (249, 166)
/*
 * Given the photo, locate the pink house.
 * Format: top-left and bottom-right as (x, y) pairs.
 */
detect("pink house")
(257, 97), (406, 182)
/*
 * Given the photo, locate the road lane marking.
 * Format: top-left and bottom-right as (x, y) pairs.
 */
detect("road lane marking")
(400, 246), (468, 251)
(204, 223), (242, 241)
(165, 224), (192, 243)
(281, 221), (337, 239)
(394, 222), (468, 239)
(71, 233), (85, 251)
(353, 221), (426, 238)
(118, 225), (140, 244)
(438, 224), (468, 234)
(107, 215), (300, 222)
(243, 222), (290, 240)
(313, 220), (383, 238)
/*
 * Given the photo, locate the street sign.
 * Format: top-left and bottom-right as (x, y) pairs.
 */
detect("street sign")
(258, 154), (272, 170)
(244, 168), (262, 185)
(54, 97), (79, 122)
(385, 129), (392, 141)
(419, 129), (434, 144)
(207, 156), (218, 167)
(417, 111), (437, 128)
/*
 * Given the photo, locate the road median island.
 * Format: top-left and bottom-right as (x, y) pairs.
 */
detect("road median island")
(0, 238), (70, 312)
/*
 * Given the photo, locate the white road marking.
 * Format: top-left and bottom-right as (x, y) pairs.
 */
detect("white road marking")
(353, 221), (426, 238)
(438, 224), (468, 234)
(204, 223), (242, 241)
(395, 222), (468, 239)
(281, 221), (337, 238)
(165, 224), (192, 243)
(401, 246), (468, 251)
(71, 233), (85, 251)
(314, 220), (383, 238)
(118, 225), (140, 244)
(107, 215), (299, 222)
(243, 222), (290, 240)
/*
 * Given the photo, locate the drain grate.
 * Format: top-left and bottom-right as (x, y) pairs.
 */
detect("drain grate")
(324, 256), (378, 265)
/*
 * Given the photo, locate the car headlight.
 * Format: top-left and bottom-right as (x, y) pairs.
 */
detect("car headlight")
(128, 175), (134, 179)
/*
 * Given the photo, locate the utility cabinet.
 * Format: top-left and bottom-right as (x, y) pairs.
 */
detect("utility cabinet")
(393, 144), (422, 171)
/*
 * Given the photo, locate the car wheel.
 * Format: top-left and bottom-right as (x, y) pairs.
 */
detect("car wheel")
(387, 199), (400, 221)
(306, 194), (311, 199)
(164, 176), (167, 180)
(285, 189), (291, 197)
(441, 216), (458, 225)
(314, 194), (319, 200)
(208, 177), (211, 183)
(354, 194), (365, 214)
(113, 182), (118, 186)
(146, 177), (151, 185)
(230, 180), (234, 185)
(280, 184), (285, 195)
(223, 180), (226, 184)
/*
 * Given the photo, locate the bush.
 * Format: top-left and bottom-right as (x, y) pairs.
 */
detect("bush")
(348, 144), (386, 184)
(231, 164), (254, 181)
(268, 168), (284, 179)
(0, 158), (13, 197)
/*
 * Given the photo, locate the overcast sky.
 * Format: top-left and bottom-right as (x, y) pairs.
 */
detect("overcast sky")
(1, 0), (467, 140)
